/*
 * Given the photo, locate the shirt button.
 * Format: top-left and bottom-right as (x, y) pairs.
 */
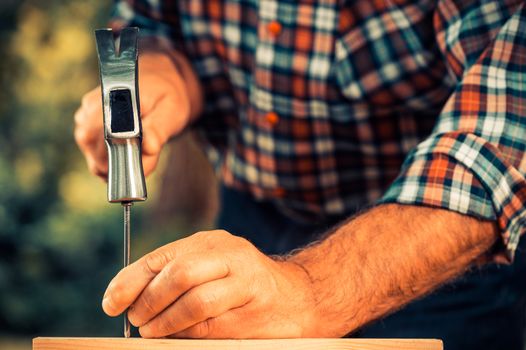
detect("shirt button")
(265, 111), (280, 125)
(272, 187), (286, 197)
(267, 20), (282, 37)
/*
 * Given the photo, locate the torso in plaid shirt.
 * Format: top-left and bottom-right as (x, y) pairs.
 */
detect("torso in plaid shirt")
(111, 0), (526, 261)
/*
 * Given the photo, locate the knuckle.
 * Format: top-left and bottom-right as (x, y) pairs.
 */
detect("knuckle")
(215, 230), (233, 244)
(215, 229), (232, 238)
(80, 93), (92, 109)
(174, 263), (195, 287)
(156, 317), (179, 337)
(181, 293), (205, 320)
(127, 308), (141, 327)
(192, 231), (210, 239)
(187, 319), (211, 339)
(144, 250), (170, 275)
(193, 230), (225, 249)
(188, 290), (216, 319)
(81, 89), (99, 107)
(237, 237), (253, 250)
(130, 292), (156, 327)
(140, 291), (157, 315)
(73, 108), (84, 126)
(194, 293), (212, 313)
(158, 266), (178, 289)
(74, 127), (90, 145)
(217, 230), (250, 249)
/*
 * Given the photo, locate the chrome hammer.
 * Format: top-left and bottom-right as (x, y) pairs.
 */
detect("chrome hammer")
(95, 27), (147, 338)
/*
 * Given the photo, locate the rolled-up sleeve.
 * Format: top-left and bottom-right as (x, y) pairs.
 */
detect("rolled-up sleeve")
(379, 1), (526, 263)
(109, 0), (184, 50)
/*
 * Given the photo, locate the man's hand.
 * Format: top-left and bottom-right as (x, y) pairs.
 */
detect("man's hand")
(74, 49), (202, 179)
(102, 230), (318, 339)
(102, 205), (499, 339)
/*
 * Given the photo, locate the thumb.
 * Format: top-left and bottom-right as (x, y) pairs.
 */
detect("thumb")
(140, 121), (165, 177)
(142, 121), (165, 157)
(141, 96), (187, 157)
(137, 88), (189, 177)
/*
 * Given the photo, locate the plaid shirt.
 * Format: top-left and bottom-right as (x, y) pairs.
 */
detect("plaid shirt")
(110, 0), (526, 261)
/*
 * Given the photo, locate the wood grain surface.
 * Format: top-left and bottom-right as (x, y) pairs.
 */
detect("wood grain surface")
(33, 337), (443, 350)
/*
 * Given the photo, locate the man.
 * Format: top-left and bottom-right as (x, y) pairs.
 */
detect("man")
(74, 1), (526, 349)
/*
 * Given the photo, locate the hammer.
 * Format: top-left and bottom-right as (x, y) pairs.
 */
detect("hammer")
(95, 27), (147, 338)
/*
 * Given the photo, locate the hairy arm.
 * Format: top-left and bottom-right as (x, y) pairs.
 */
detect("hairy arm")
(289, 203), (499, 336)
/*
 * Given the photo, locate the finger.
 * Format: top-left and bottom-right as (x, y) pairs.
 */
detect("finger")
(169, 312), (239, 339)
(138, 76), (165, 117)
(170, 304), (296, 339)
(73, 109), (97, 148)
(102, 241), (179, 317)
(93, 137), (108, 174)
(81, 137), (108, 178)
(102, 231), (228, 317)
(74, 87), (106, 177)
(140, 96), (185, 177)
(141, 96), (186, 154)
(75, 131), (107, 178)
(75, 88), (103, 131)
(142, 121), (165, 157)
(137, 64), (187, 118)
(141, 153), (160, 178)
(139, 277), (252, 338)
(86, 154), (107, 179)
(74, 109), (102, 156)
(128, 253), (230, 327)
(140, 121), (164, 177)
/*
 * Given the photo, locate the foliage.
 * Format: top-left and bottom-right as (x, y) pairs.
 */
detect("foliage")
(0, 0), (178, 339)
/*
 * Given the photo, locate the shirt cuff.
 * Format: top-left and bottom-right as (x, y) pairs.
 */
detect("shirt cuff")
(378, 131), (526, 263)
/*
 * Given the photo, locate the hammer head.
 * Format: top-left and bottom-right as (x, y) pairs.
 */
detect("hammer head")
(95, 27), (147, 203)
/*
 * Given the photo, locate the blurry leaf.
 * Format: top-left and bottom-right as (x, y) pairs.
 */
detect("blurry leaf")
(0, 0), (203, 340)
(14, 150), (43, 193)
(59, 169), (107, 212)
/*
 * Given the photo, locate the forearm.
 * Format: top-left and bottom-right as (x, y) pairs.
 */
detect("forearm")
(139, 38), (204, 123)
(289, 204), (499, 337)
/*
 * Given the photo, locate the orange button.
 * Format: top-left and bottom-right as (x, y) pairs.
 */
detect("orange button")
(267, 20), (282, 36)
(265, 111), (280, 125)
(272, 187), (286, 197)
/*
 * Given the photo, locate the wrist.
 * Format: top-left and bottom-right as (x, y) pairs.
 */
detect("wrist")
(280, 256), (330, 337)
(286, 234), (365, 337)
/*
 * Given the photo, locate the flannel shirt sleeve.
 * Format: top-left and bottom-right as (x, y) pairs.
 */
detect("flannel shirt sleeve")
(109, 0), (184, 50)
(379, 1), (526, 263)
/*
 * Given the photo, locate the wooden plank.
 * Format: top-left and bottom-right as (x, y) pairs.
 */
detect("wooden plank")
(33, 337), (442, 350)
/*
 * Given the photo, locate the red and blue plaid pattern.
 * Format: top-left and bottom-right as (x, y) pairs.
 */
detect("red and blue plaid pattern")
(110, 0), (526, 261)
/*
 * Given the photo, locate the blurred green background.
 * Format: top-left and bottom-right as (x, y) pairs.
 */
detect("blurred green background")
(0, 1), (218, 349)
